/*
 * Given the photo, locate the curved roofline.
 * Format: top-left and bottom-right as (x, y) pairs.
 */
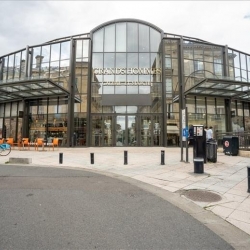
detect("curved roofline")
(90, 18), (163, 34)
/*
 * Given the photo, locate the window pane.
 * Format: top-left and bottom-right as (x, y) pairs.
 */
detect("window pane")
(41, 45), (50, 62)
(76, 40), (83, 59)
(116, 23), (126, 52)
(81, 40), (88, 58)
(93, 29), (104, 52)
(233, 51), (240, 68)
(139, 53), (150, 68)
(150, 28), (161, 52)
(104, 53), (115, 68)
(127, 23), (138, 52)
(92, 53), (103, 68)
(61, 41), (70, 60)
(127, 53), (138, 68)
(115, 86), (126, 94)
(104, 24), (115, 52)
(139, 24), (149, 52)
(116, 53), (126, 68)
(240, 53), (247, 70)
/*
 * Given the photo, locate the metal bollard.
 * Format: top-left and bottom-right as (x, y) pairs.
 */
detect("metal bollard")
(90, 153), (94, 164)
(124, 150), (128, 165)
(248, 167), (250, 193)
(161, 150), (165, 165)
(59, 153), (63, 164)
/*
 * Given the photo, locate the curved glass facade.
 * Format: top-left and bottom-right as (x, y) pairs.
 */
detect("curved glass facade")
(90, 21), (163, 146)
(0, 19), (249, 147)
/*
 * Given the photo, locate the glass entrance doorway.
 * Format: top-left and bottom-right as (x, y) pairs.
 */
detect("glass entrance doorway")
(116, 116), (137, 146)
(91, 115), (162, 147)
(115, 115), (162, 147)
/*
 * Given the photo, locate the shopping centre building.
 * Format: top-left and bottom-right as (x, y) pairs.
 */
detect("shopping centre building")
(0, 19), (249, 147)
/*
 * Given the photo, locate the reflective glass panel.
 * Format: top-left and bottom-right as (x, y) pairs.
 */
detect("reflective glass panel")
(127, 23), (138, 52)
(150, 28), (161, 52)
(93, 29), (104, 52)
(51, 43), (60, 61)
(139, 24), (149, 52)
(233, 51), (240, 68)
(104, 24), (115, 52)
(104, 53), (115, 68)
(116, 23), (126, 52)
(92, 53), (103, 68)
(41, 45), (50, 62)
(61, 41), (70, 60)
(139, 53), (150, 68)
(83, 40), (89, 58)
(240, 53), (247, 70)
(127, 53), (138, 68)
(76, 40), (83, 59)
(116, 53), (126, 68)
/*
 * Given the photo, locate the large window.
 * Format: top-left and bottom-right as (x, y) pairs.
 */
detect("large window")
(91, 21), (162, 114)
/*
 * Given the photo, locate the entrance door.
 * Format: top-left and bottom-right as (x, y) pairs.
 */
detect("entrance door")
(115, 115), (137, 146)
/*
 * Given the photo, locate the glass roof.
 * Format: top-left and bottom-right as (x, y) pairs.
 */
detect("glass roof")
(0, 77), (80, 103)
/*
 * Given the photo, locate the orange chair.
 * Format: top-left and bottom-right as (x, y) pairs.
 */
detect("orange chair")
(6, 138), (14, 146)
(35, 138), (44, 151)
(22, 138), (30, 150)
(0, 138), (4, 144)
(50, 138), (59, 151)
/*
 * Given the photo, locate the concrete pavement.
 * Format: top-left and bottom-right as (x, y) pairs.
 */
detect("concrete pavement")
(1, 146), (250, 246)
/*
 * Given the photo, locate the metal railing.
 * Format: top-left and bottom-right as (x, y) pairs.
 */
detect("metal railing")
(215, 131), (250, 151)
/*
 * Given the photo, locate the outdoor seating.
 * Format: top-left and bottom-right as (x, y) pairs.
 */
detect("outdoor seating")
(35, 138), (44, 151)
(6, 138), (14, 146)
(22, 138), (30, 150)
(50, 138), (59, 151)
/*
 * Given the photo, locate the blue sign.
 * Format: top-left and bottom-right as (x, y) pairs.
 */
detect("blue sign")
(182, 127), (189, 138)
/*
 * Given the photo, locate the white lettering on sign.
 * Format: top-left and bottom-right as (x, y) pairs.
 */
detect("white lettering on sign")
(93, 67), (162, 75)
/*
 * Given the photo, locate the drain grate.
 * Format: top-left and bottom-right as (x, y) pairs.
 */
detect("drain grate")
(180, 190), (222, 202)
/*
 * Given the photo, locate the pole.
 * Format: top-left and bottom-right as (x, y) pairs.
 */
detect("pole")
(90, 153), (94, 164)
(59, 153), (63, 164)
(161, 150), (165, 165)
(186, 106), (189, 163)
(124, 151), (128, 165)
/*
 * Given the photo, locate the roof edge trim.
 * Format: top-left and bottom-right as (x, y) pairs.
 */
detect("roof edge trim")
(90, 18), (163, 34)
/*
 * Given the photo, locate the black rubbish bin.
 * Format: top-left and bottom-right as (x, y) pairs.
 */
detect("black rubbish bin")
(222, 136), (239, 156)
(194, 158), (204, 174)
(206, 139), (217, 163)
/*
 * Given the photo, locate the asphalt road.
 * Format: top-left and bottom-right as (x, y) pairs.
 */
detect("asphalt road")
(0, 165), (233, 250)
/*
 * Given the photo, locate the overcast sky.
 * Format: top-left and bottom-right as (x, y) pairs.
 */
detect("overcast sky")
(0, 1), (250, 56)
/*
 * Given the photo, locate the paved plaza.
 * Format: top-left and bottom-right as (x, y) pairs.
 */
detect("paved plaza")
(1, 146), (250, 243)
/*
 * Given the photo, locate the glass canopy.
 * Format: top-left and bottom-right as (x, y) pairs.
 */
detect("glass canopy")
(0, 77), (80, 103)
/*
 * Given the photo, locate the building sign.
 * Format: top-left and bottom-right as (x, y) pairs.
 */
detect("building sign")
(93, 67), (162, 86)
(93, 67), (162, 75)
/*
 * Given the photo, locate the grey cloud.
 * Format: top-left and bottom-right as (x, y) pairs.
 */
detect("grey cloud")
(244, 14), (250, 19)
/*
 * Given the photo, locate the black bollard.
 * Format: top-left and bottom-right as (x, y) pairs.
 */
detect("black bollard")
(248, 167), (250, 193)
(90, 153), (94, 164)
(194, 158), (204, 174)
(59, 153), (63, 164)
(161, 150), (165, 165)
(124, 150), (128, 165)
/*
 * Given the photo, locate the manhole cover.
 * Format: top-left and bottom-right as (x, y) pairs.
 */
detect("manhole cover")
(181, 190), (222, 202)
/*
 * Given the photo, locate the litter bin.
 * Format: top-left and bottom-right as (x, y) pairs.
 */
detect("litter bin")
(206, 139), (217, 163)
(194, 158), (204, 173)
(222, 136), (239, 156)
